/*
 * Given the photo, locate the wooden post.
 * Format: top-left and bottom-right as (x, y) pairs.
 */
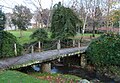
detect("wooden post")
(31, 45), (34, 53)
(73, 40), (75, 47)
(78, 54), (80, 57)
(14, 43), (17, 56)
(57, 40), (61, 50)
(38, 41), (41, 52)
(41, 62), (51, 73)
(78, 40), (80, 48)
(57, 58), (61, 62)
(57, 40), (61, 55)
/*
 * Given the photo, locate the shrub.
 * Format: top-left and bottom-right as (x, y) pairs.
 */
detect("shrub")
(86, 33), (120, 67)
(0, 31), (23, 58)
(30, 28), (48, 41)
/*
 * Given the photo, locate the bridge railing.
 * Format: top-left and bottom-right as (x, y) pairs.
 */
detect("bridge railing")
(13, 39), (82, 55)
(1, 39), (83, 69)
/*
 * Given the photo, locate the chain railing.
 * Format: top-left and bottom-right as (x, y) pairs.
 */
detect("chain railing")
(13, 39), (82, 55)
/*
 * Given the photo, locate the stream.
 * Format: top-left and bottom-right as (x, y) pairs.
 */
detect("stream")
(16, 63), (118, 83)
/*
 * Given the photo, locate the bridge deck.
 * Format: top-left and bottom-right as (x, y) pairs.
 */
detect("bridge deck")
(0, 47), (87, 69)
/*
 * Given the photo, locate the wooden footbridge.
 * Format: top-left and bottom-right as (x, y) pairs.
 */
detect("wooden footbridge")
(0, 40), (89, 72)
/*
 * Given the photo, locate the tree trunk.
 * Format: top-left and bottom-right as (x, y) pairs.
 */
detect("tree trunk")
(19, 29), (23, 38)
(15, 25), (17, 31)
(82, 13), (88, 34)
(92, 21), (96, 37)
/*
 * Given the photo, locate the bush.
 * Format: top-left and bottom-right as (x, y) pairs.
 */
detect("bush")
(86, 33), (120, 67)
(30, 28), (48, 41)
(0, 31), (23, 58)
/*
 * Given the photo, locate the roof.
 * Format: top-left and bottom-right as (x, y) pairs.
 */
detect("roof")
(97, 27), (119, 32)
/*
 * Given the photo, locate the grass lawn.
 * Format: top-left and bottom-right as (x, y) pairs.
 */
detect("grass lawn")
(8, 30), (35, 45)
(75, 33), (101, 38)
(8, 29), (101, 45)
(0, 70), (49, 83)
(0, 70), (82, 83)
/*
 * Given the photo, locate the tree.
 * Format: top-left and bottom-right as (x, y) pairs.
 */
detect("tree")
(34, 9), (50, 28)
(5, 13), (13, 30)
(12, 5), (32, 37)
(0, 10), (6, 31)
(51, 2), (82, 40)
(101, 0), (119, 31)
(109, 10), (120, 28)
(0, 31), (23, 58)
(24, 0), (53, 28)
(0, 10), (22, 58)
(30, 28), (48, 52)
(92, 6), (102, 37)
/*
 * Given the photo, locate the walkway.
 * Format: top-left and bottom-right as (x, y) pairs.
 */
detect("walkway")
(0, 46), (87, 69)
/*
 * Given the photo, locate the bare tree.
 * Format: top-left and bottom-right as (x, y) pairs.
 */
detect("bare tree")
(46, 0), (53, 28)
(69, 0), (93, 34)
(25, 0), (54, 28)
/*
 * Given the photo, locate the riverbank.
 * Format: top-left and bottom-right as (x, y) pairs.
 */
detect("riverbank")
(0, 70), (84, 83)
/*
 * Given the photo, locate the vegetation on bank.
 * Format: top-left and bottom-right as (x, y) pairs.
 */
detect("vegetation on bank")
(0, 70), (49, 83)
(86, 33), (120, 76)
(0, 31), (23, 58)
(0, 10), (22, 58)
(0, 70), (82, 83)
(30, 72), (81, 83)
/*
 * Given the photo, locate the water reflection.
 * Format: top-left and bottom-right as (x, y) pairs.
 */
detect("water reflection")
(51, 67), (58, 73)
(32, 65), (40, 72)
(32, 65), (59, 73)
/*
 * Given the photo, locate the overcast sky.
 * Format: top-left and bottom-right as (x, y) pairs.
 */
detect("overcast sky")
(0, 0), (71, 13)
(0, 0), (120, 13)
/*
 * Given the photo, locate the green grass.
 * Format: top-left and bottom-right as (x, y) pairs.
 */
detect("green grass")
(0, 70), (82, 83)
(75, 33), (101, 37)
(70, 33), (101, 40)
(8, 29), (101, 45)
(8, 30), (35, 45)
(0, 70), (49, 83)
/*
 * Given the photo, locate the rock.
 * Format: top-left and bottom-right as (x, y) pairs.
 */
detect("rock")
(79, 79), (90, 83)
(90, 79), (100, 83)
(114, 76), (120, 82)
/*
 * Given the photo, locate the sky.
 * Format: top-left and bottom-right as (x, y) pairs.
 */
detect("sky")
(0, 0), (120, 13)
(0, 0), (71, 13)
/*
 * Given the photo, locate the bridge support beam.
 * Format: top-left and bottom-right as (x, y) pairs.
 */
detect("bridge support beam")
(41, 62), (51, 73)
(80, 54), (86, 68)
